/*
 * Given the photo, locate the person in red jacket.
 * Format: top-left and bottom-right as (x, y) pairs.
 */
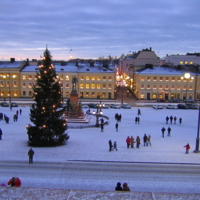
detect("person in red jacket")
(126, 136), (131, 148)
(184, 143), (190, 154)
(7, 177), (21, 187)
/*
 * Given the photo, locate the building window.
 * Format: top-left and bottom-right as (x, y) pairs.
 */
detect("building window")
(86, 84), (89, 89)
(171, 85), (174, 90)
(190, 62), (193, 64)
(159, 85), (163, 89)
(65, 75), (69, 80)
(6, 80), (10, 87)
(66, 83), (69, 88)
(147, 77), (150, 81)
(22, 91), (26, 95)
(92, 76), (95, 80)
(0, 81), (3, 87)
(86, 92), (89, 97)
(141, 76), (144, 81)
(108, 84), (111, 89)
(172, 77), (175, 81)
(22, 83), (26, 87)
(29, 91), (32, 96)
(108, 76), (112, 81)
(13, 81), (17, 87)
(29, 83), (32, 88)
(66, 92), (69, 96)
(153, 85), (156, 89)
(177, 85), (181, 90)
(102, 92), (106, 97)
(91, 84), (95, 89)
(189, 86), (193, 90)
(92, 92), (95, 97)
(178, 77), (181, 81)
(103, 76), (106, 81)
(160, 77), (163, 81)
(165, 85), (169, 89)
(80, 76), (84, 80)
(80, 84), (84, 89)
(28, 75), (32, 80)
(97, 76), (100, 81)
(86, 76), (89, 80)
(180, 61), (183, 64)
(166, 77), (169, 81)
(103, 84), (106, 89)
(147, 84), (150, 89)
(22, 75), (26, 80)
(141, 84), (144, 89)
(97, 84), (100, 89)
(153, 77), (157, 81)
(140, 93), (144, 99)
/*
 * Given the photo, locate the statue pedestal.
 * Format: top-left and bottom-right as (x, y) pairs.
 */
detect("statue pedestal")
(70, 90), (79, 111)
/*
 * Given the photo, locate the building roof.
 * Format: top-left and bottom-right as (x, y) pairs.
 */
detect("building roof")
(0, 61), (25, 69)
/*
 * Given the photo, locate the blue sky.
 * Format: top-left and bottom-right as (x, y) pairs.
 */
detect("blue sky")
(0, 0), (200, 60)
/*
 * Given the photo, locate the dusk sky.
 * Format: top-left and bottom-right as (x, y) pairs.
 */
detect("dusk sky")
(1, 0), (200, 61)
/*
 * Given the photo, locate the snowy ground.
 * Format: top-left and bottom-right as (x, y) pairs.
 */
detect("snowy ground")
(0, 105), (199, 164)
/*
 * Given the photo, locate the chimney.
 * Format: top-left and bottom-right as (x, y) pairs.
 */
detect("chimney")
(10, 58), (15, 62)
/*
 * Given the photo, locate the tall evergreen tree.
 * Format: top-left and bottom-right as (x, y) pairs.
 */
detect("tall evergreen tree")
(27, 48), (69, 146)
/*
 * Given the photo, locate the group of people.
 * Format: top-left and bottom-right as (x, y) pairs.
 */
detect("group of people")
(161, 127), (172, 137)
(109, 140), (118, 151)
(115, 182), (130, 191)
(126, 135), (151, 148)
(115, 113), (122, 122)
(166, 116), (182, 125)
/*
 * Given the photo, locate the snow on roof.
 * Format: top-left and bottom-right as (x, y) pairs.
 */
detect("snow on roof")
(135, 66), (198, 76)
(0, 61), (24, 69)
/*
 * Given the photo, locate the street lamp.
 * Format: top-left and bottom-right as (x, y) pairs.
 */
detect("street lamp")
(60, 68), (64, 103)
(95, 100), (103, 127)
(181, 72), (194, 100)
(194, 104), (200, 153)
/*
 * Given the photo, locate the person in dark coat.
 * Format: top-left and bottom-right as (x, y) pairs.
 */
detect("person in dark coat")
(115, 122), (119, 132)
(109, 140), (113, 151)
(137, 117), (140, 124)
(113, 141), (117, 151)
(19, 109), (22, 115)
(184, 143), (190, 154)
(143, 134), (148, 146)
(28, 148), (34, 163)
(0, 128), (2, 140)
(167, 127), (171, 136)
(123, 182), (130, 191)
(166, 116), (169, 124)
(136, 136), (140, 148)
(100, 123), (104, 132)
(138, 108), (141, 115)
(161, 127), (166, 138)
(135, 117), (138, 124)
(115, 113), (118, 121)
(174, 116), (177, 124)
(170, 116), (173, 124)
(179, 118), (182, 125)
(115, 182), (123, 191)
(119, 114), (122, 122)
(16, 110), (19, 116)
(126, 136), (131, 148)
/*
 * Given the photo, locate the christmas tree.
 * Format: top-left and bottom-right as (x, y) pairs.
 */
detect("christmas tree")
(27, 48), (69, 146)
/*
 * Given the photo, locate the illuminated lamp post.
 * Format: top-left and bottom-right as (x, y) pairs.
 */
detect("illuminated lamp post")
(95, 100), (103, 127)
(60, 68), (64, 103)
(181, 72), (194, 100)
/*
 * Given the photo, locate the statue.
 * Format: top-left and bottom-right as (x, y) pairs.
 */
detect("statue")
(72, 76), (78, 90)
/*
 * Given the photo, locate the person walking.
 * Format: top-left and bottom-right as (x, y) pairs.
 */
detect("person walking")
(167, 127), (171, 136)
(126, 136), (131, 148)
(100, 123), (104, 132)
(28, 148), (34, 163)
(122, 182), (130, 191)
(130, 136), (135, 148)
(166, 116), (169, 124)
(161, 127), (166, 138)
(184, 143), (190, 154)
(147, 134), (151, 146)
(115, 182), (123, 191)
(179, 117), (182, 125)
(109, 140), (113, 152)
(0, 128), (2, 140)
(170, 116), (173, 124)
(115, 122), (119, 132)
(137, 117), (140, 124)
(136, 136), (140, 148)
(143, 134), (148, 146)
(135, 117), (138, 124)
(138, 108), (141, 115)
(113, 141), (118, 151)
(19, 109), (22, 115)
(174, 116), (177, 124)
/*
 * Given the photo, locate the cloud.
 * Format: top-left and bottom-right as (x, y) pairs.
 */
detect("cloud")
(0, 0), (200, 60)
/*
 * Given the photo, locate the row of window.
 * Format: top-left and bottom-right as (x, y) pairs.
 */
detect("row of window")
(140, 84), (193, 90)
(140, 76), (194, 81)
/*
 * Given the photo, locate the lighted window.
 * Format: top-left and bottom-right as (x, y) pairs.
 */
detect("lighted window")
(166, 77), (169, 81)
(103, 84), (106, 89)
(147, 84), (150, 89)
(178, 77), (181, 81)
(0, 81), (3, 87)
(66, 75), (69, 80)
(0, 91), (3, 96)
(22, 82), (26, 87)
(66, 92), (69, 96)
(108, 84), (111, 89)
(92, 76), (95, 80)
(153, 85), (156, 89)
(189, 86), (193, 90)
(159, 85), (163, 89)
(147, 77), (150, 81)
(160, 77), (163, 81)
(97, 84), (100, 89)
(180, 61), (183, 64)
(109, 76), (112, 81)
(153, 77), (157, 81)
(103, 76), (106, 80)
(80, 84), (84, 89)
(177, 85), (180, 90)
(91, 84), (95, 89)
(28, 75), (32, 80)
(102, 92), (106, 97)
(185, 61), (188, 64)
(86, 92), (89, 97)
(172, 77), (175, 81)
(13, 81), (17, 87)
(6, 80), (10, 87)
(22, 75), (26, 80)
(165, 85), (169, 89)
(86, 84), (89, 89)
(92, 92), (95, 97)
(86, 76), (89, 80)
(183, 85), (186, 90)
(190, 62), (193, 64)
(141, 85), (144, 89)
(29, 83), (32, 88)
(97, 76), (100, 81)
(171, 85), (175, 90)
(66, 83), (69, 88)
(141, 76), (144, 81)
(140, 93), (144, 99)
(80, 76), (84, 80)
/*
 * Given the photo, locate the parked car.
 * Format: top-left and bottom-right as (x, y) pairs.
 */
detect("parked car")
(82, 104), (89, 109)
(110, 104), (121, 109)
(184, 99), (195, 103)
(99, 104), (109, 109)
(168, 98), (182, 102)
(121, 103), (131, 109)
(157, 98), (166, 102)
(11, 102), (18, 107)
(0, 102), (9, 107)
(153, 105), (164, 109)
(185, 104), (199, 109)
(166, 104), (178, 109)
(88, 103), (98, 108)
(177, 104), (189, 109)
